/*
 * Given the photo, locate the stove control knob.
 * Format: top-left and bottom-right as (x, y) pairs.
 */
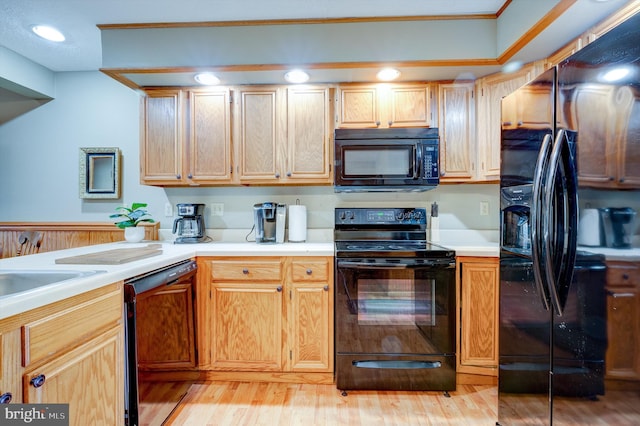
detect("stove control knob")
(348, 211), (355, 220)
(339, 212), (346, 220)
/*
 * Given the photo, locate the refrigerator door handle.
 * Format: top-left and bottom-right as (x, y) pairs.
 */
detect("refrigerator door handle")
(543, 129), (579, 316)
(531, 132), (553, 312)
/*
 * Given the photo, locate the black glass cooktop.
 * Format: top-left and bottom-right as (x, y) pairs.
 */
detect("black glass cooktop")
(335, 240), (455, 258)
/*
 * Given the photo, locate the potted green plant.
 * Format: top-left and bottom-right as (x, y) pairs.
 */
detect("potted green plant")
(110, 202), (155, 242)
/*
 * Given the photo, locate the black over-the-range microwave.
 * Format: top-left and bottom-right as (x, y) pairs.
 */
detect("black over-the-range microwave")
(334, 128), (440, 192)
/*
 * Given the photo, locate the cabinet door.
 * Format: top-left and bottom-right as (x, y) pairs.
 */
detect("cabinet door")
(613, 87), (640, 188)
(387, 84), (431, 128)
(458, 258), (499, 375)
(439, 82), (475, 181)
(24, 327), (123, 425)
(574, 86), (618, 186)
(0, 328), (22, 404)
(336, 86), (379, 128)
(476, 67), (534, 181)
(288, 257), (333, 372)
(188, 90), (232, 184)
(289, 283), (332, 372)
(141, 90), (185, 184)
(237, 88), (283, 183)
(606, 286), (640, 381)
(286, 87), (332, 182)
(136, 277), (197, 370)
(211, 283), (284, 371)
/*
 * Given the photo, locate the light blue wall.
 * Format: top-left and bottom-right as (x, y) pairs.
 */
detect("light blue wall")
(0, 71), (500, 232)
(0, 46), (55, 98)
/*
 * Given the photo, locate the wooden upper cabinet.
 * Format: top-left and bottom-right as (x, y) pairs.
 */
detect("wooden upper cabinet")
(475, 64), (540, 181)
(235, 85), (332, 185)
(141, 88), (231, 186)
(141, 89), (184, 185)
(438, 82), (475, 181)
(574, 85), (640, 189)
(336, 83), (432, 128)
(236, 87), (281, 183)
(336, 85), (379, 128)
(286, 87), (332, 181)
(188, 90), (232, 184)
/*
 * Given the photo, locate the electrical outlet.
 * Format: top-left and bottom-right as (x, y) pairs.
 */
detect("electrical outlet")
(479, 201), (489, 216)
(164, 203), (173, 217)
(211, 203), (224, 216)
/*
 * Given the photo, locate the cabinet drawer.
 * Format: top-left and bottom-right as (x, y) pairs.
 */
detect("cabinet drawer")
(606, 262), (640, 286)
(22, 289), (122, 367)
(211, 259), (283, 281)
(291, 258), (330, 282)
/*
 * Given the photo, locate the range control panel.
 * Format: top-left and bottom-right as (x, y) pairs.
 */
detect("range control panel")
(335, 208), (427, 226)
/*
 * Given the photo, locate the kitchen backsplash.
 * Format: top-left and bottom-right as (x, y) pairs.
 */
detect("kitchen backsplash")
(163, 184), (500, 233)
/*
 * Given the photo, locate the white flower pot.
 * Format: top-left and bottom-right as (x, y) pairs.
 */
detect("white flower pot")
(124, 227), (145, 243)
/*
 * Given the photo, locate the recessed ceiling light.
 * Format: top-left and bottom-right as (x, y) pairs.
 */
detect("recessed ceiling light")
(601, 67), (631, 82)
(501, 61), (523, 73)
(194, 73), (220, 85)
(32, 25), (65, 42)
(284, 69), (310, 84)
(377, 68), (401, 81)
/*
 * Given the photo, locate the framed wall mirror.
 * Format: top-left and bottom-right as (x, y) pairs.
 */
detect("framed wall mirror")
(79, 147), (121, 199)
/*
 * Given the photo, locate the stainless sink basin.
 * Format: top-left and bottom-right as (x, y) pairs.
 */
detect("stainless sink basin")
(0, 270), (103, 298)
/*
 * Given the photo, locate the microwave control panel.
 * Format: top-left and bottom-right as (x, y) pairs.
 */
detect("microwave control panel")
(423, 145), (439, 179)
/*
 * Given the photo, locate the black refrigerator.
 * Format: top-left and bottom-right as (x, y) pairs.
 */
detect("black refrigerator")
(498, 11), (640, 426)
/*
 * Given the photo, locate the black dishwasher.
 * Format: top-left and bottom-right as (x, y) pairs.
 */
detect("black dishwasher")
(124, 259), (197, 426)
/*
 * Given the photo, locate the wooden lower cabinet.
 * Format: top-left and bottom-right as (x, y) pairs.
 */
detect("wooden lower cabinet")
(0, 283), (124, 425)
(605, 261), (640, 383)
(136, 272), (197, 370)
(211, 281), (285, 371)
(198, 256), (334, 378)
(23, 328), (123, 425)
(289, 258), (333, 372)
(457, 256), (499, 377)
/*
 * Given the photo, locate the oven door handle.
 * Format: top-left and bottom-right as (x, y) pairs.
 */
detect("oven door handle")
(337, 260), (456, 269)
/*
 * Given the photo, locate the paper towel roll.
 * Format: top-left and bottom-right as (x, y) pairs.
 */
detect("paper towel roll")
(288, 205), (307, 242)
(578, 208), (601, 246)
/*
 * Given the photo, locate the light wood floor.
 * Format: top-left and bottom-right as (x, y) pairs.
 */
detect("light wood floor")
(164, 382), (498, 426)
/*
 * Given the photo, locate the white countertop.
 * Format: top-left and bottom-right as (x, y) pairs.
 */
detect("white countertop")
(577, 245), (640, 261)
(0, 228), (504, 321)
(0, 240), (334, 321)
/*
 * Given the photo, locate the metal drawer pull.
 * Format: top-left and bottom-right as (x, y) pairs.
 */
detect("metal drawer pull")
(352, 360), (442, 369)
(242, 268), (249, 274)
(30, 374), (46, 388)
(607, 290), (634, 298)
(277, 286), (282, 292)
(306, 269), (313, 275)
(0, 392), (12, 404)
(323, 285), (329, 291)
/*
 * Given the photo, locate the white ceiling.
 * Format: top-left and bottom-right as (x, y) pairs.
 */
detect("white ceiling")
(0, 0), (507, 72)
(0, 0), (633, 87)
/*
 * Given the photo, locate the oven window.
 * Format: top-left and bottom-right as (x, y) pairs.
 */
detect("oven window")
(336, 262), (455, 355)
(343, 147), (411, 176)
(356, 274), (435, 326)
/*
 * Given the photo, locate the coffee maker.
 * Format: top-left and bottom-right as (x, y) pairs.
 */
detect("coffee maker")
(254, 202), (286, 244)
(599, 207), (637, 248)
(173, 203), (206, 244)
